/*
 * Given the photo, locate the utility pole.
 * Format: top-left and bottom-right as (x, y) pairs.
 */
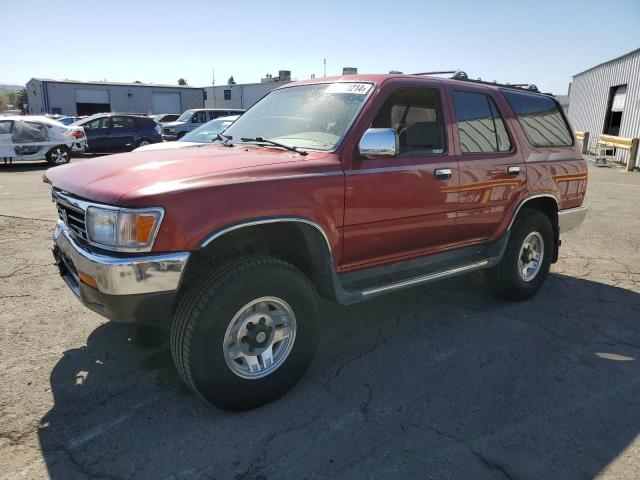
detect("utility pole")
(323, 58), (326, 77)
(211, 66), (216, 107)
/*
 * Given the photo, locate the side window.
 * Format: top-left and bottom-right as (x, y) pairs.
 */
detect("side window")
(192, 111), (207, 123)
(224, 89), (231, 100)
(371, 88), (446, 155)
(452, 91), (511, 153)
(502, 90), (572, 147)
(86, 117), (110, 129)
(208, 111), (221, 120)
(111, 116), (137, 129)
(0, 121), (13, 135)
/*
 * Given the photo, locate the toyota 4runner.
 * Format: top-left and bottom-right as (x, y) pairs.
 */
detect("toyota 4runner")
(46, 73), (588, 410)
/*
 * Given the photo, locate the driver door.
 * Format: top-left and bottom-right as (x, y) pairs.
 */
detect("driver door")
(342, 83), (459, 269)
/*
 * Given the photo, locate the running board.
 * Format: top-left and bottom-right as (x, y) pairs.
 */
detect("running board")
(331, 233), (509, 305)
(360, 260), (489, 296)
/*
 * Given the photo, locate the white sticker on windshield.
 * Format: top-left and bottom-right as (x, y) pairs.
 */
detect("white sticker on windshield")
(325, 83), (372, 95)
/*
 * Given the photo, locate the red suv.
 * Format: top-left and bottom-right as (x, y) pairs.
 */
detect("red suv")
(46, 73), (588, 410)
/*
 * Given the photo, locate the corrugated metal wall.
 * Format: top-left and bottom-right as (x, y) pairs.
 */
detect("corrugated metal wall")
(568, 49), (640, 167)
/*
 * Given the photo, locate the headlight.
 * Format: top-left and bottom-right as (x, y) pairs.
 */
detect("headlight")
(168, 127), (176, 133)
(86, 207), (163, 252)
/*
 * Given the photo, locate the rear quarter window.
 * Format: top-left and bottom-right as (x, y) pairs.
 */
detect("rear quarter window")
(502, 90), (573, 147)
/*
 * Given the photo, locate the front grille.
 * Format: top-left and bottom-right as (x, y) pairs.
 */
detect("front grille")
(56, 199), (88, 240)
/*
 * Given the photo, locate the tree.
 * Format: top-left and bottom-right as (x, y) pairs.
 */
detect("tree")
(178, 78), (187, 85)
(16, 89), (28, 112)
(227, 76), (236, 85)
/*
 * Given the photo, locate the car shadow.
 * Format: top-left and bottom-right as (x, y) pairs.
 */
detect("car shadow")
(38, 273), (640, 479)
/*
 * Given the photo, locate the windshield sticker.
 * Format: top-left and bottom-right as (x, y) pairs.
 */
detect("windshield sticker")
(325, 83), (372, 95)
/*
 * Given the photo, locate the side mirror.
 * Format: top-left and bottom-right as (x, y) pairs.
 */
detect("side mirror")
(358, 128), (398, 159)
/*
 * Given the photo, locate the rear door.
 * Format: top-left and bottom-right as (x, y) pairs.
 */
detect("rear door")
(446, 87), (526, 244)
(342, 82), (460, 269)
(110, 116), (138, 151)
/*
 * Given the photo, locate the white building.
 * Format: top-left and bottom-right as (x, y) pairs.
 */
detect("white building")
(205, 70), (292, 109)
(26, 79), (205, 116)
(568, 48), (640, 167)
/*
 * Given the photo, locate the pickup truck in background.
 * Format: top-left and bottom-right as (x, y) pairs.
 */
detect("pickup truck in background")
(45, 73), (587, 410)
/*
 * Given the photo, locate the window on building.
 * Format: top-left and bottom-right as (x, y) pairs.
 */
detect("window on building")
(371, 88), (445, 155)
(603, 84), (626, 136)
(224, 89), (231, 100)
(502, 90), (572, 147)
(452, 91), (511, 153)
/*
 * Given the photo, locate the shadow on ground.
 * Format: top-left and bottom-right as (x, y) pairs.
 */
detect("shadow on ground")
(38, 273), (640, 479)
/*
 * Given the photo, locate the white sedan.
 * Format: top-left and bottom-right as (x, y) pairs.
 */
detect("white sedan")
(134, 115), (239, 152)
(0, 115), (86, 166)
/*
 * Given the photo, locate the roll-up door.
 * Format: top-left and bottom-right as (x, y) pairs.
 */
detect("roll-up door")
(152, 92), (181, 114)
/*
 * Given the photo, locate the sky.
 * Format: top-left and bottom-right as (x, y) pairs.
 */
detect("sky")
(2, 0), (639, 94)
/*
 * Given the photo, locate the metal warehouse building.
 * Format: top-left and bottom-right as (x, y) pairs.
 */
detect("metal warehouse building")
(205, 70), (292, 109)
(568, 48), (640, 167)
(26, 79), (205, 116)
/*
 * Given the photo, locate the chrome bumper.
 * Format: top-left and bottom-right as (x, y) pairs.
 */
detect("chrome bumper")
(558, 206), (588, 233)
(53, 221), (189, 296)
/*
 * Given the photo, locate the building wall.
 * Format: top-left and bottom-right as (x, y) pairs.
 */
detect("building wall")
(26, 80), (204, 116)
(568, 49), (640, 166)
(204, 81), (290, 109)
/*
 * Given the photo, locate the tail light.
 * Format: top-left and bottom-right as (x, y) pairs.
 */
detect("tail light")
(154, 123), (162, 134)
(72, 130), (85, 139)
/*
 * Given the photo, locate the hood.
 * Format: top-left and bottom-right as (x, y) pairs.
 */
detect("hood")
(133, 141), (202, 152)
(45, 144), (330, 205)
(162, 121), (186, 128)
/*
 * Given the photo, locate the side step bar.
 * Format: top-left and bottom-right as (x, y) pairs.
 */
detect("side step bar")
(361, 260), (489, 297)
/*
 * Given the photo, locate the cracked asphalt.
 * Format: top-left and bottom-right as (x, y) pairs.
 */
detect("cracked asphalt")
(1, 158), (640, 480)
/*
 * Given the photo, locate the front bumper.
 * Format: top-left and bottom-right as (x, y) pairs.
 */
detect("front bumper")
(52, 221), (189, 323)
(162, 134), (178, 141)
(558, 206), (588, 233)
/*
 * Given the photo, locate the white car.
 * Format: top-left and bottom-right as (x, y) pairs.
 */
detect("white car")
(0, 116), (87, 166)
(134, 115), (239, 152)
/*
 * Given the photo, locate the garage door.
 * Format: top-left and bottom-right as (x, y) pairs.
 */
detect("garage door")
(75, 89), (110, 103)
(152, 92), (181, 114)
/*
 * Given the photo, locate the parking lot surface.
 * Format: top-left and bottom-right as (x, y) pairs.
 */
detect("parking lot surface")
(1, 159), (639, 480)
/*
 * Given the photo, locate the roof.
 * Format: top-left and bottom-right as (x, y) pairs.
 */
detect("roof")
(0, 115), (65, 126)
(572, 48), (640, 77)
(27, 78), (203, 90)
(282, 74), (540, 94)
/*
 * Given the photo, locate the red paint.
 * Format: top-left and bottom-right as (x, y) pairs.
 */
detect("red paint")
(45, 74), (587, 272)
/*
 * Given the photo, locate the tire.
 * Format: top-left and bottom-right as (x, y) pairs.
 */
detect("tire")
(137, 138), (151, 148)
(486, 209), (553, 301)
(46, 145), (71, 165)
(171, 256), (319, 411)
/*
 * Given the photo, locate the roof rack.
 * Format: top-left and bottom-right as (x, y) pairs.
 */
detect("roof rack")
(412, 70), (541, 93)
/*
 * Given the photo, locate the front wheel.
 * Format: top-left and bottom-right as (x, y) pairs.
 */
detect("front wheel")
(46, 145), (71, 165)
(486, 209), (554, 300)
(171, 257), (319, 411)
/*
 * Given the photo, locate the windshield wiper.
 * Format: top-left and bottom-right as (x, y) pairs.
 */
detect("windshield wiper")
(240, 137), (308, 156)
(213, 133), (234, 147)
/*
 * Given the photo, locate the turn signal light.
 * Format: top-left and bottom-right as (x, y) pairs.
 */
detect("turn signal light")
(78, 271), (98, 289)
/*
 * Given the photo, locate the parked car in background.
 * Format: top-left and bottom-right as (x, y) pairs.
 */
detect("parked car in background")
(134, 115), (239, 152)
(162, 108), (245, 141)
(73, 113), (162, 153)
(152, 113), (180, 125)
(0, 115), (86, 165)
(57, 116), (80, 125)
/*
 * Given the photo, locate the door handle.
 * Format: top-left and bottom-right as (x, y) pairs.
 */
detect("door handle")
(434, 168), (452, 179)
(507, 166), (521, 175)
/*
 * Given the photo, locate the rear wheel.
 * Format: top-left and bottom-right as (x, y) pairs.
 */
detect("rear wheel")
(46, 145), (71, 165)
(137, 138), (151, 148)
(171, 256), (319, 411)
(486, 209), (553, 300)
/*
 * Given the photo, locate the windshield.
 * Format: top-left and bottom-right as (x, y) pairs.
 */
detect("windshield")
(182, 118), (234, 142)
(223, 82), (373, 151)
(177, 110), (195, 122)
